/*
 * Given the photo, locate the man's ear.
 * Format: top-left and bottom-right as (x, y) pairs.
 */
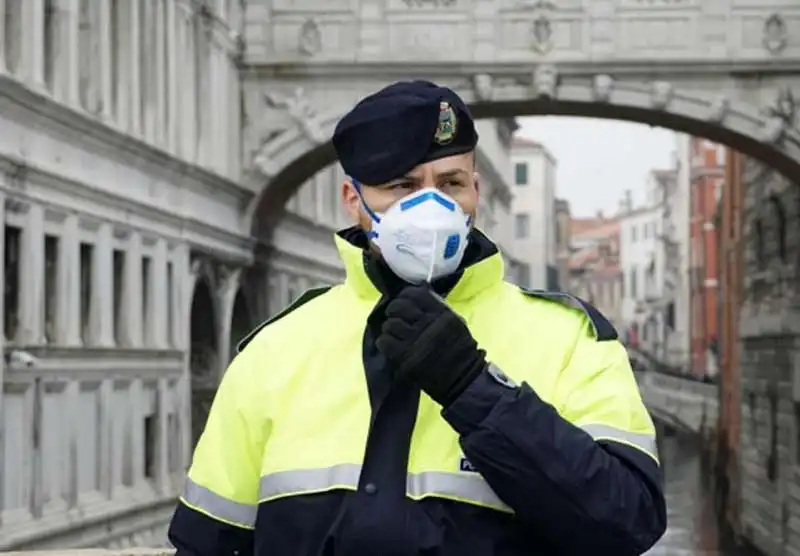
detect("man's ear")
(473, 171), (481, 195)
(341, 180), (361, 223)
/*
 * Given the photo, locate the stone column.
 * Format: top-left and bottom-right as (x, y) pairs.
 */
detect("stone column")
(166, 0), (179, 154)
(143, 0), (154, 144)
(114, 2), (129, 132)
(216, 267), (241, 378)
(18, 204), (45, 345)
(0, 0), (7, 74)
(57, 213), (82, 346)
(179, 5), (197, 163)
(122, 231), (143, 347)
(91, 223), (114, 347)
(129, 0), (142, 137)
(210, 36), (225, 173)
(156, 377), (170, 494)
(151, 238), (169, 348)
(155, 1), (166, 148)
(63, 0), (80, 107)
(0, 192), (6, 519)
(21, 0), (45, 89)
(173, 243), (192, 471)
(98, 0), (112, 121)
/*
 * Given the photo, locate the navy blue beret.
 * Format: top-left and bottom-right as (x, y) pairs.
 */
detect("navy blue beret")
(332, 80), (479, 186)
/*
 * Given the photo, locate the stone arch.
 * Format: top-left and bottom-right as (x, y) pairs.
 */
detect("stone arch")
(246, 78), (800, 238)
(189, 276), (218, 446)
(229, 288), (251, 362)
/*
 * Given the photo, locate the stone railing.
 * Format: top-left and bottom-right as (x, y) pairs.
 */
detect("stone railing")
(636, 370), (718, 436)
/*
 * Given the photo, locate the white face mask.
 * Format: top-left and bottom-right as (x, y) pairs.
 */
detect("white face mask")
(355, 184), (472, 284)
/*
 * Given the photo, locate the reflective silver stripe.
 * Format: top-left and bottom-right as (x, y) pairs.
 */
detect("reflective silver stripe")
(407, 471), (512, 513)
(580, 423), (658, 459)
(259, 463), (361, 501)
(258, 464), (511, 512)
(182, 477), (257, 529)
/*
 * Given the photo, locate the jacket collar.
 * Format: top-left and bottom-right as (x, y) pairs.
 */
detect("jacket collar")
(335, 226), (504, 302)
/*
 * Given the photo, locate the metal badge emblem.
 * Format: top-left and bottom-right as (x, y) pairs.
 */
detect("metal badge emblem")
(434, 101), (458, 145)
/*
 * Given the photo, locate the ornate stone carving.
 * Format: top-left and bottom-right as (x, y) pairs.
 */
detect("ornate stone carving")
(529, 1), (556, 54)
(761, 86), (797, 144)
(706, 95), (730, 123)
(402, 0), (457, 6)
(650, 81), (674, 110)
(251, 88), (325, 177)
(763, 13), (787, 55)
(298, 18), (322, 56)
(592, 74), (614, 102)
(532, 64), (559, 99)
(472, 73), (494, 101)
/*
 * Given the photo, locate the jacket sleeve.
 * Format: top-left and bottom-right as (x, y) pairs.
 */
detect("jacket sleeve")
(441, 315), (667, 556)
(168, 344), (268, 556)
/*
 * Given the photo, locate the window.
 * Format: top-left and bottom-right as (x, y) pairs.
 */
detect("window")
(43, 0), (57, 92)
(112, 249), (125, 345)
(166, 261), (175, 346)
(79, 242), (94, 345)
(514, 213), (530, 239)
(4, 225), (21, 340)
(44, 235), (59, 343)
(143, 413), (157, 479)
(142, 255), (152, 343)
(629, 266), (638, 298)
(514, 162), (528, 186)
(631, 225), (637, 243)
(517, 264), (530, 288)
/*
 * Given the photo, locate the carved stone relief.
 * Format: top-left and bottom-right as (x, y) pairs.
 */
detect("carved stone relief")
(763, 13), (788, 56)
(761, 86), (798, 144)
(528, 1), (555, 54)
(532, 64), (559, 98)
(706, 95), (730, 124)
(252, 88), (324, 177)
(650, 81), (674, 110)
(298, 18), (322, 56)
(402, 0), (458, 7)
(472, 73), (494, 101)
(592, 74), (614, 102)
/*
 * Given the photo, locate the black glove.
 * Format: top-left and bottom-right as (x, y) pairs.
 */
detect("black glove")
(375, 285), (487, 407)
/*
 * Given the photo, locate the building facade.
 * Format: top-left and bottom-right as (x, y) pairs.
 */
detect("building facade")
(567, 214), (623, 329)
(663, 135), (693, 368)
(618, 178), (666, 356)
(687, 138), (725, 378)
(0, 1), (255, 549)
(510, 136), (558, 289)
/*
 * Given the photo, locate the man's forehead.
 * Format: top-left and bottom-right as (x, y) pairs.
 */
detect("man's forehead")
(403, 154), (474, 179)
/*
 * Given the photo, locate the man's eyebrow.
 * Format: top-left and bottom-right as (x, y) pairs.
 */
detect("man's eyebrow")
(436, 169), (469, 179)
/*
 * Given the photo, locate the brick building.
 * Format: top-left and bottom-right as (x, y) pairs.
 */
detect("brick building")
(688, 138), (726, 377)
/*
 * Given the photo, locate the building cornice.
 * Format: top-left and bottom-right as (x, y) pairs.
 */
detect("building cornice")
(0, 75), (253, 204)
(0, 157), (256, 264)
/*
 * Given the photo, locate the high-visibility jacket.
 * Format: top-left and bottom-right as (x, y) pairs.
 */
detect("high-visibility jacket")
(168, 227), (666, 556)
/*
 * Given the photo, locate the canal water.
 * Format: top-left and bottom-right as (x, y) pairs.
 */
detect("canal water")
(647, 431), (761, 556)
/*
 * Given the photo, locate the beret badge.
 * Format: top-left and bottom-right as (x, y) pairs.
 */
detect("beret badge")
(434, 101), (457, 145)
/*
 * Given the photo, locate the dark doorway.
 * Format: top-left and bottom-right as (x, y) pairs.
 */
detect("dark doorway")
(190, 278), (218, 447)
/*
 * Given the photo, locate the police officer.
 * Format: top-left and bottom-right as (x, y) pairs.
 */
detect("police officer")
(168, 81), (667, 556)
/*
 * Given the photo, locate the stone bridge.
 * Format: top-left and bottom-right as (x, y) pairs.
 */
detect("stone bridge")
(636, 371), (719, 439)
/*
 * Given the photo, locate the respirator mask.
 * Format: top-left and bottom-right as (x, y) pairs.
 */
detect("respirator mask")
(352, 181), (472, 284)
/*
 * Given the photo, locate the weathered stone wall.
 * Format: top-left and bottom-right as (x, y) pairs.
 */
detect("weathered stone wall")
(737, 155), (800, 556)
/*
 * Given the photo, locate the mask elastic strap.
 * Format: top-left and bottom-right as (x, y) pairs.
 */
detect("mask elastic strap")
(350, 177), (381, 239)
(426, 229), (438, 284)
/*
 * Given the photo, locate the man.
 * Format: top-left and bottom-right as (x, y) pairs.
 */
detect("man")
(168, 80), (667, 555)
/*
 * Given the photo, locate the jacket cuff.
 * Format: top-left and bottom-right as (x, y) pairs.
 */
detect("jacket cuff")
(441, 363), (524, 436)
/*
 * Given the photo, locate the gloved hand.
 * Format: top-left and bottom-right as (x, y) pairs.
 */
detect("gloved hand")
(375, 285), (487, 407)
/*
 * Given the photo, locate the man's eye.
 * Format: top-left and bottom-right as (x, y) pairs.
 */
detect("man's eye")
(441, 180), (463, 188)
(390, 182), (414, 190)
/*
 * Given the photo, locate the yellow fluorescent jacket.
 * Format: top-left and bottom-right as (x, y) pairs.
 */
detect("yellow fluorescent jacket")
(181, 233), (658, 529)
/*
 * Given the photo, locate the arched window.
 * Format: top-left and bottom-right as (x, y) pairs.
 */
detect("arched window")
(768, 195), (787, 262)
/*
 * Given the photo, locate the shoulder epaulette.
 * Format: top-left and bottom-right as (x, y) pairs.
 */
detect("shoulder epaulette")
(236, 285), (333, 353)
(519, 288), (618, 342)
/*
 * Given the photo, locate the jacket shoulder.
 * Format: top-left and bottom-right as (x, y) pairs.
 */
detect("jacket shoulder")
(517, 287), (618, 342)
(236, 285), (334, 353)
